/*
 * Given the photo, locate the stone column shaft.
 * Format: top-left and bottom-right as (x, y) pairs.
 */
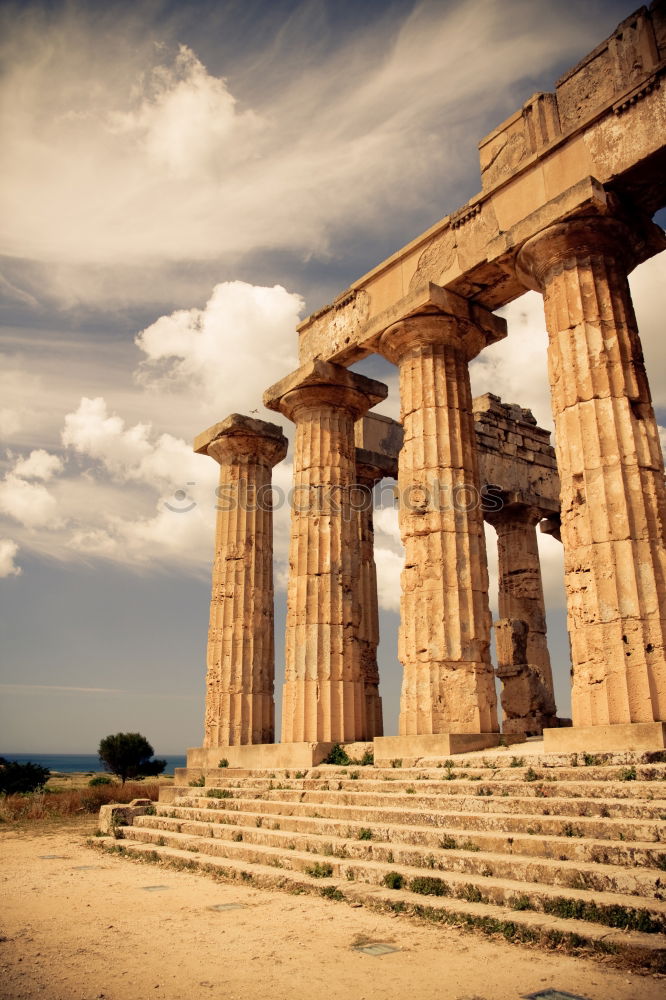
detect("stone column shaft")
(518, 215), (666, 727)
(196, 415), (287, 747)
(355, 457), (388, 739)
(264, 361), (387, 743)
(379, 311), (504, 736)
(491, 504), (556, 712)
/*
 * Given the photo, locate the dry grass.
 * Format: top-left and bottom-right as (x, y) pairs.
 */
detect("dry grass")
(0, 781), (162, 825)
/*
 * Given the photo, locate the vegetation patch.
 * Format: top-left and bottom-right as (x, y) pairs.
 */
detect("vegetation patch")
(382, 871), (405, 890)
(410, 876), (449, 897)
(305, 862), (333, 878)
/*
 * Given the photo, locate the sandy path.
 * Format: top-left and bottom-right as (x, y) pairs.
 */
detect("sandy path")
(0, 824), (663, 1000)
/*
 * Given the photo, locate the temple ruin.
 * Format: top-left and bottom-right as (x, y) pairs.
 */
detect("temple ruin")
(97, 7), (666, 963)
(189, 2), (666, 763)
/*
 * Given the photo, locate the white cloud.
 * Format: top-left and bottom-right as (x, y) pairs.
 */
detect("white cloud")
(659, 426), (666, 462)
(12, 449), (63, 481)
(374, 546), (403, 614)
(62, 396), (204, 488)
(0, 0), (619, 290)
(0, 473), (61, 529)
(108, 45), (263, 181)
(135, 280), (302, 416)
(0, 538), (21, 577)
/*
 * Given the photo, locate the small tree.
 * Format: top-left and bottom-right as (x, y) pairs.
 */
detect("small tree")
(0, 757), (50, 795)
(98, 733), (166, 784)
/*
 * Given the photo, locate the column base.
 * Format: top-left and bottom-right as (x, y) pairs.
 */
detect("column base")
(187, 743), (338, 770)
(543, 722), (666, 754)
(374, 732), (524, 762)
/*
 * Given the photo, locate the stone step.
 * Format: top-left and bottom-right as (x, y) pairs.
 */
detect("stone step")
(119, 824), (666, 934)
(154, 801), (666, 866)
(202, 774), (666, 801)
(93, 836), (666, 971)
(176, 760), (666, 785)
(175, 786), (666, 821)
(168, 792), (665, 841)
(134, 814), (665, 898)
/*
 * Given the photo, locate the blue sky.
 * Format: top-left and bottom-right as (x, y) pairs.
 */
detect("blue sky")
(1, 0), (664, 753)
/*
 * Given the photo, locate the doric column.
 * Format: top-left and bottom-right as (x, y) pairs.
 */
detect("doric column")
(194, 415), (288, 747)
(517, 214), (666, 730)
(377, 305), (505, 736)
(264, 361), (387, 743)
(486, 502), (557, 733)
(354, 449), (395, 739)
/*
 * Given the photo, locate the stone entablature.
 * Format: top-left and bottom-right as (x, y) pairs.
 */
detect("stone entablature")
(296, 5), (666, 365)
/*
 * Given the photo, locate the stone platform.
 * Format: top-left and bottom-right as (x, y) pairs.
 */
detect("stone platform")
(95, 747), (666, 971)
(543, 722), (666, 754)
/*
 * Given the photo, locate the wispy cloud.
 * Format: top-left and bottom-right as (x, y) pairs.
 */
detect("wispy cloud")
(0, 0), (622, 307)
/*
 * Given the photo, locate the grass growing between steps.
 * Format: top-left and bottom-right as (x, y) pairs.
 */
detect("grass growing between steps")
(87, 839), (666, 974)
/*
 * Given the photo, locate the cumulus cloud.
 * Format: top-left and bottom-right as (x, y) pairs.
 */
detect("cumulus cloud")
(135, 280), (302, 415)
(0, 474), (61, 529)
(0, 538), (21, 577)
(12, 449), (63, 481)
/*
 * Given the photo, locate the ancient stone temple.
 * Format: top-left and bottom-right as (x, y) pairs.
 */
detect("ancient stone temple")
(186, 3), (666, 767)
(98, 8), (666, 962)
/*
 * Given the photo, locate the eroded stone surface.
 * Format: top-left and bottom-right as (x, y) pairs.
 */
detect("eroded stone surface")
(197, 414), (287, 747)
(265, 362), (388, 742)
(378, 312), (501, 736)
(517, 212), (666, 728)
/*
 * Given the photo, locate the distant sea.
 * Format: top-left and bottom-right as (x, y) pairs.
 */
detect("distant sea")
(0, 753), (187, 775)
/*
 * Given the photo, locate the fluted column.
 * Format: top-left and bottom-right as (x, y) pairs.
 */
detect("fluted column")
(195, 415), (287, 747)
(517, 214), (666, 728)
(378, 309), (505, 736)
(487, 503), (557, 733)
(355, 453), (391, 739)
(264, 361), (388, 743)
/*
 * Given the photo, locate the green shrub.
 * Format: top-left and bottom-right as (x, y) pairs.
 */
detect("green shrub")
(410, 876), (449, 896)
(189, 775), (205, 787)
(382, 871), (404, 890)
(390, 759), (402, 768)
(218, 759), (229, 768)
(524, 767), (540, 782)
(305, 862), (333, 878)
(357, 828), (373, 841)
(323, 744), (352, 765)
(0, 759), (50, 795)
(88, 775), (113, 787)
(206, 788), (231, 799)
(619, 766), (637, 781)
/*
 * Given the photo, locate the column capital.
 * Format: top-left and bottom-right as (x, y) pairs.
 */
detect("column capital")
(378, 306), (506, 365)
(485, 498), (545, 531)
(194, 413), (288, 468)
(355, 447), (397, 486)
(515, 211), (665, 292)
(264, 359), (387, 422)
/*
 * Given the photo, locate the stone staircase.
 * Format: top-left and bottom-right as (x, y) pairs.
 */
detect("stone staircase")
(94, 749), (666, 971)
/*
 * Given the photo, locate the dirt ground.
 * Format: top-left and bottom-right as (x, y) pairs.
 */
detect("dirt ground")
(0, 821), (663, 1000)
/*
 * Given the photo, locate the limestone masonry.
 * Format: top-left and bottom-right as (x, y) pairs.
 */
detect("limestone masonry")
(194, 2), (666, 760)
